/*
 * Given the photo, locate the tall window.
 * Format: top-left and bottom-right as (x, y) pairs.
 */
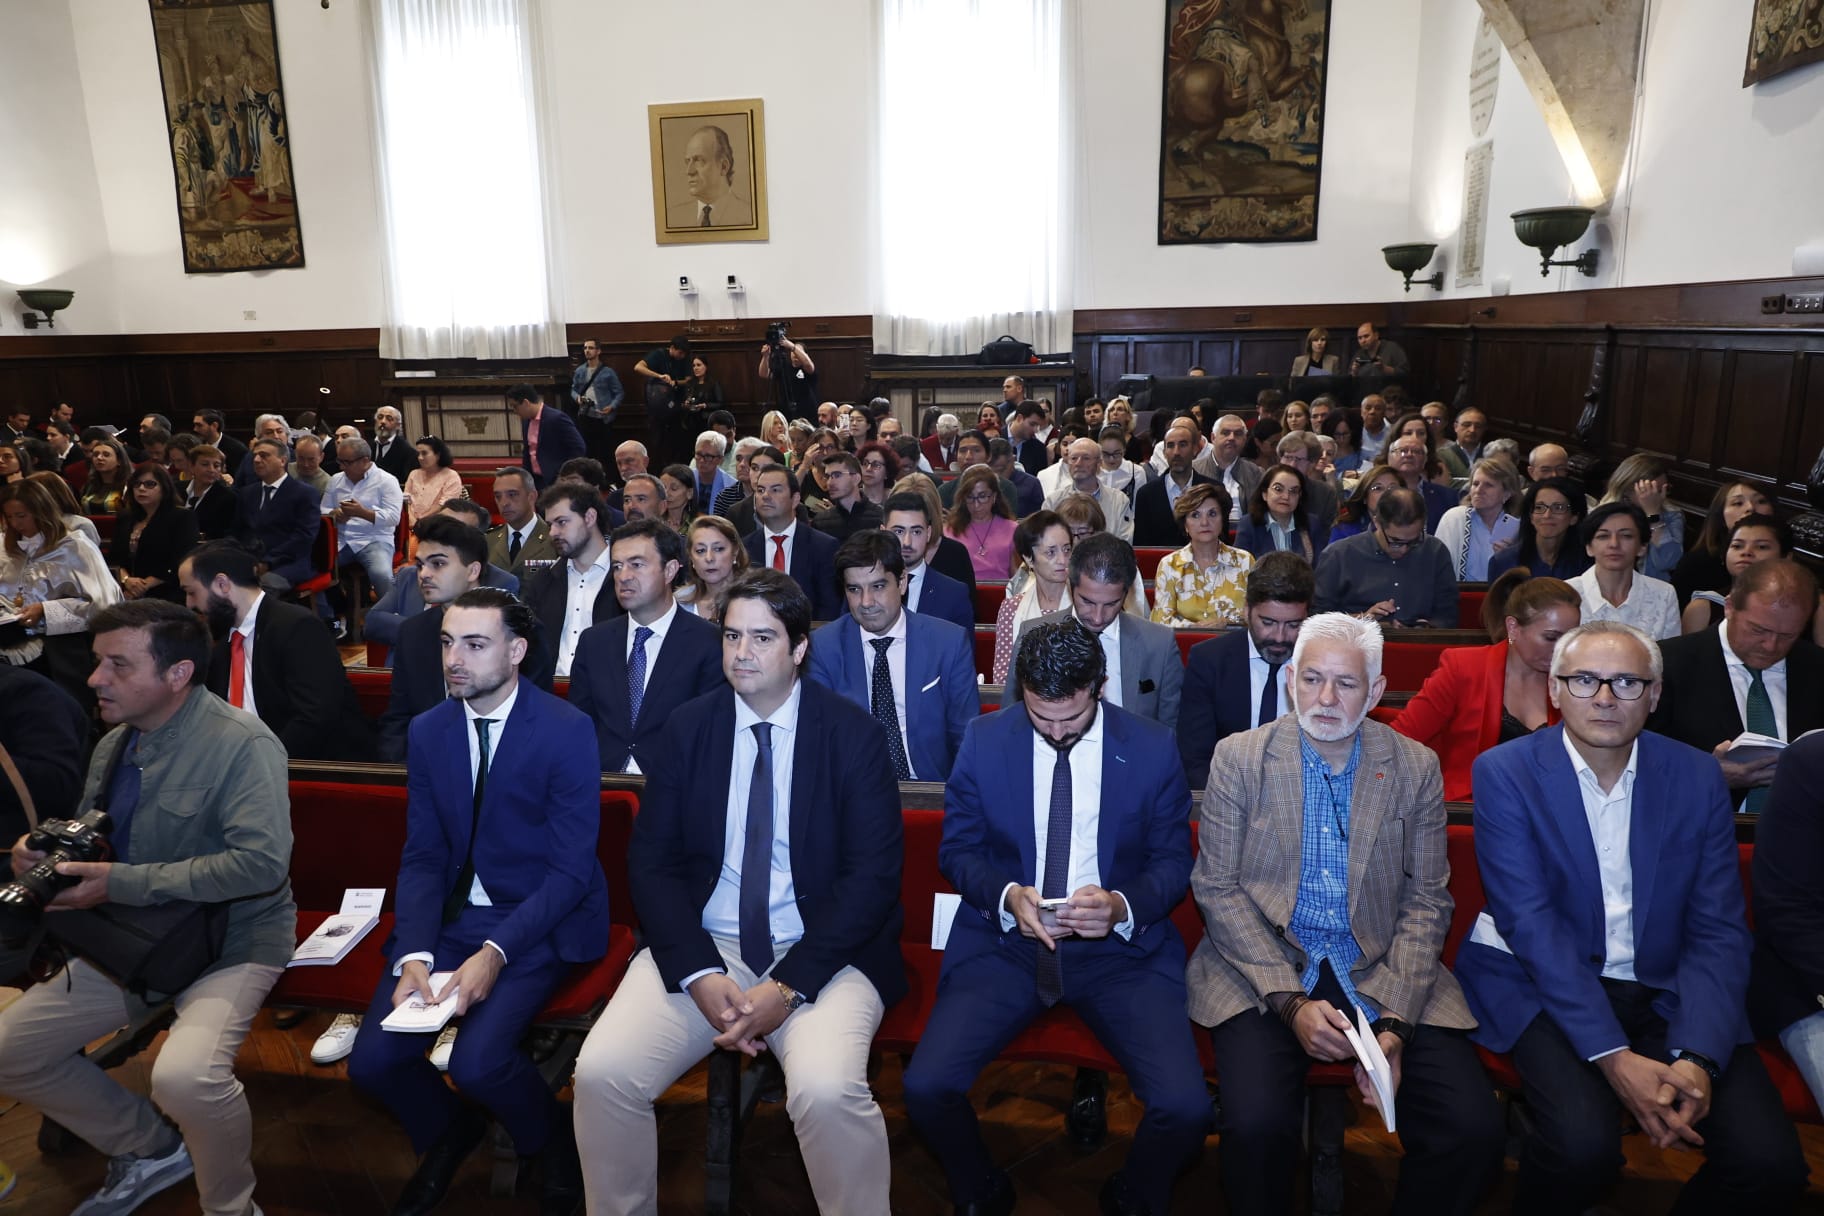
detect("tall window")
(876, 0), (1073, 356)
(370, 0), (564, 359)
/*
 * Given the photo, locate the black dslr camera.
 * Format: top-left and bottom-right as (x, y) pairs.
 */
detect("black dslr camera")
(0, 810), (113, 943)
(765, 320), (790, 349)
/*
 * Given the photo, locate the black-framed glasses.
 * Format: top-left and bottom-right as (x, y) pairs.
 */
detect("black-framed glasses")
(1377, 529), (1423, 552)
(132, 480), (160, 490)
(1556, 673), (1654, 700)
(1531, 502), (1572, 516)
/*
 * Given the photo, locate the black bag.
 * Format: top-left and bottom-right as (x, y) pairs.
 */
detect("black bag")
(44, 900), (229, 999)
(978, 334), (1034, 365)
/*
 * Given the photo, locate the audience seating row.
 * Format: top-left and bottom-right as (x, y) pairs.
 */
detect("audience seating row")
(970, 580), (1493, 627)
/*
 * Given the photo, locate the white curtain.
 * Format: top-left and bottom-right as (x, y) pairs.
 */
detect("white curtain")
(368, 0), (566, 360)
(874, 0), (1075, 357)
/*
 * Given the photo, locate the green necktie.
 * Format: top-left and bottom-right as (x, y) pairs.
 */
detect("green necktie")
(1745, 668), (1776, 814)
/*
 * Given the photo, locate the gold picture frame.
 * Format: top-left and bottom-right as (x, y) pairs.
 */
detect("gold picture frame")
(648, 98), (769, 245)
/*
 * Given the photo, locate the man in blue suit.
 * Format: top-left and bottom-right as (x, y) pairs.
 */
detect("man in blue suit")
(510, 383), (586, 490)
(568, 518), (725, 773)
(904, 620), (1206, 1216)
(236, 438), (322, 590)
(572, 570), (904, 1214)
(809, 530), (978, 782)
(347, 588), (608, 1216)
(689, 431), (737, 517)
(742, 465), (841, 620)
(1177, 551), (1312, 786)
(882, 491), (975, 633)
(1457, 620), (1806, 1213)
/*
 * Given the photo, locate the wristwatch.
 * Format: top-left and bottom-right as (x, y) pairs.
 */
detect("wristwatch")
(1678, 1049), (1722, 1084)
(774, 980), (806, 1011)
(1646, 513), (1663, 524)
(1370, 1016), (1415, 1047)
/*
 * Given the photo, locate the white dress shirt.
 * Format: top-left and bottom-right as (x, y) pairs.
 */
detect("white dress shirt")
(860, 610), (915, 779)
(761, 521), (798, 572)
(620, 598), (679, 775)
(1718, 623), (1789, 741)
(1563, 730), (1638, 992)
(994, 707), (1133, 939)
(1072, 610), (1123, 707)
(690, 681), (806, 989)
(554, 553), (611, 677)
(231, 590), (265, 717)
(1247, 632), (1286, 725)
(505, 520), (538, 558)
(321, 466), (404, 555)
(904, 563), (928, 613)
(1215, 460), (1245, 523)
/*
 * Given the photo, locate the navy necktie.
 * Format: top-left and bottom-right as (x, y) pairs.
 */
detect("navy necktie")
(870, 638), (911, 780)
(260, 485), (274, 512)
(443, 718), (493, 924)
(627, 625), (653, 725)
(1258, 662), (1281, 726)
(1036, 745), (1073, 1006)
(739, 723), (776, 975)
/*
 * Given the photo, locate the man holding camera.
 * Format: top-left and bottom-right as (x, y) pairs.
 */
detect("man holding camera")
(0, 600), (294, 1216)
(756, 323), (815, 417)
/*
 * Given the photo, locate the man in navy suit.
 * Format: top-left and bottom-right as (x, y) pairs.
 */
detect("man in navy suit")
(568, 518), (725, 773)
(347, 589), (609, 1216)
(376, 517), (554, 762)
(742, 465), (841, 620)
(904, 620), (1207, 1215)
(882, 491), (975, 633)
(809, 530), (978, 782)
(1457, 620), (1806, 1212)
(572, 570), (904, 1214)
(511, 384), (586, 490)
(236, 438), (321, 590)
(1177, 551), (1313, 786)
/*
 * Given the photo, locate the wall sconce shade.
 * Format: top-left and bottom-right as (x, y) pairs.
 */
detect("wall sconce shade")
(17, 289), (74, 329)
(1511, 207), (1599, 277)
(1381, 243), (1443, 292)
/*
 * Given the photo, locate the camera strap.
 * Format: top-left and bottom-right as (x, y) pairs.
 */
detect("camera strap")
(0, 743), (35, 832)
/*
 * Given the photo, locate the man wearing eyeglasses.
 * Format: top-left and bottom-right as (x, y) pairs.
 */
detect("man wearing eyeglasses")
(1312, 488), (1456, 627)
(1457, 620), (1806, 1213)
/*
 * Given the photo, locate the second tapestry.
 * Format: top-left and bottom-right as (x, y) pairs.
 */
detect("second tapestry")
(1157, 0), (1332, 245)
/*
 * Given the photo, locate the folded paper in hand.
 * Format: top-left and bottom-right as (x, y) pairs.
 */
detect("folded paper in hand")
(1725, 728), (1824, 767)
(381, 972), (461, 1033)
(288, 888), (384, 967)
(1342, 1004), (1397, 1133)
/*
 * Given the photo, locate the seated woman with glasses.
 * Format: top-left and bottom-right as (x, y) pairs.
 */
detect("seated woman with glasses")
(1391, 570), (1581, 800)
(991, 510), (1072, 684)
(855, 441), (899, 508)
(108, 464), (198, 603)
(1566, 501), (1681, 640)
(1054, 492), (1149, 617)
(1325, 462), (1398, 544)
(0, 479), (121, 704)
(1150, 483), (1252, 628)
(945, 465), (1018, 583)
(1487, 476), (1590, 582)
(1234, 464), (1323, 564)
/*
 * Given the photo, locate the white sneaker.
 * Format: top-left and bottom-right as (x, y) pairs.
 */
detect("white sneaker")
(70, 1141), (193, 1216)
(310, 1013), (362, 1065)
(429, 1024), (458, 1072)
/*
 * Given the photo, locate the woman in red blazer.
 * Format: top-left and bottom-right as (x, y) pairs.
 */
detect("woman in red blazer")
(1391, 571), (1581, 801)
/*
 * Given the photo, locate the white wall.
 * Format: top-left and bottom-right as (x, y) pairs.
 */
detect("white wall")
(1406, 0), (1824, 298)
(1072, 0), (1425, 310)
(0, 0), (117, 334)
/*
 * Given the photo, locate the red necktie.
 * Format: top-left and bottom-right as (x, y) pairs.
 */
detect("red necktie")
(229, 632), (246, 708)
(771, 535), (787, 571)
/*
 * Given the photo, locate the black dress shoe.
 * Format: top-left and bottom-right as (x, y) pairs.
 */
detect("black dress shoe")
(956, 1169), (1015, 1216)
(391, 1107), (489, 1216)
(537, 1105), (585, 1216)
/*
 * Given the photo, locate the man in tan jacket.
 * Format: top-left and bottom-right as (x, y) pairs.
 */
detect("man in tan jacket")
(1188, 612), (1502, 1216)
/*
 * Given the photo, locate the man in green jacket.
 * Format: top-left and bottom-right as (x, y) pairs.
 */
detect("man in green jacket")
(0, 599), (294, 1216)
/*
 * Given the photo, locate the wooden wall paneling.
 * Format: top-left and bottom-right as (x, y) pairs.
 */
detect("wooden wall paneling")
(1716, 347), (1796, 484)
(1236, 336), (1299, 376)
(1778, 350), (1814, 489)
(1687, 348), (1727, 473)
(1792, 353), (1824, 494)
(1131, 339), (1195, 381)
(1193, 339), (1233, 378)
(1094, 340), (1129, 394)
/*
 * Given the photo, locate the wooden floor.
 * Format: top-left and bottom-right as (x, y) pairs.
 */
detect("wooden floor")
(5, 1008), (1824, 1214)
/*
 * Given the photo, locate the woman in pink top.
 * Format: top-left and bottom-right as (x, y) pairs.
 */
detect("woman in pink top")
(946, 464), (1017, 583)
(403, 436), (464, 558)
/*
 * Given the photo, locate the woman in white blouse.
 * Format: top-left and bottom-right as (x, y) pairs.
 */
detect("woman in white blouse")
(1435, 458), (1522, 581)
(1566, 501), (1681, 640)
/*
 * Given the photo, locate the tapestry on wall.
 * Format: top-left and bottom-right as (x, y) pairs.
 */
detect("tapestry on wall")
(1744, 0), (1824, 86)
(149, 0), (305, 273)
(1157, 0), (1333, 245)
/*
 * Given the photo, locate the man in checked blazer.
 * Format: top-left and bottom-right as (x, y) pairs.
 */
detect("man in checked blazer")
(1188, 613), (1503, 1216)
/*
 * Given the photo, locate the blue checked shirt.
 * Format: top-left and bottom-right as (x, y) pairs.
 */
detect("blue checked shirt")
(1288, 733), (1377, 1020)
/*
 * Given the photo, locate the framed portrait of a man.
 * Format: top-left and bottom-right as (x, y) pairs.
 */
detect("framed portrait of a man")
(648, 99), (770, 245)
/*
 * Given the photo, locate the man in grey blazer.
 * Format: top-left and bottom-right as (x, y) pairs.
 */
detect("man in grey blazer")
(1188, 612), (1502, 1216)
(1192, 414), (1261, 526)
(1001, 533), (1182, 730)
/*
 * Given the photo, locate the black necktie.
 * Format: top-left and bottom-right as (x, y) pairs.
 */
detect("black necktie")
(443, 717), (493, 924)
(508, 530), (523, 564)
(1258, 661), (1281, 727)
(260, 485), (274, 512)
(870, 638), (911, 780)
(700, 204), (712, 227)
(1036, 745), (1073, 1006)
(739, 722), (776, 975)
